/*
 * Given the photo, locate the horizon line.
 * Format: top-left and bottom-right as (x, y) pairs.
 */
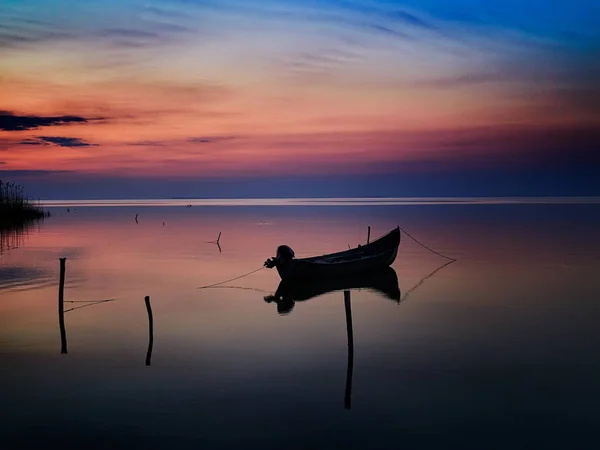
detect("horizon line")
(40, 196), (600, 207)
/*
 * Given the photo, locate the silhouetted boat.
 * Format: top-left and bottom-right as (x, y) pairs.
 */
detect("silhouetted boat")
(264, 267), (401, 314)
(264, 226), (400, 281)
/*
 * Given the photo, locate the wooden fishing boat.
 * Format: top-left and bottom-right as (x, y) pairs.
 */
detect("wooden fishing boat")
(264, 226), (400, 281)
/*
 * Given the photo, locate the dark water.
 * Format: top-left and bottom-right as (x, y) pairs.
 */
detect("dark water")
(1, 200), (599, 449)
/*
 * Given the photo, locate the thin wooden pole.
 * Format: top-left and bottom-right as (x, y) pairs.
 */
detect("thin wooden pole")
(58, 257), (67, 354)
(145, 296), (154, 366)
(344, 290), (354, 409)
(367, 226), (371, 244)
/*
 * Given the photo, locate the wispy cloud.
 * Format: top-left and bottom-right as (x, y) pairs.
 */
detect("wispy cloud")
(39, 136), (98, 147)
(93, 24), (194, 49)
(127, 140), (167, 147)
(0, 2), (197, 50)
(0, 112), (91, 131)
(410, 73), (513, 88)
(188, 136), (235, 143)
(274, 46), (363, 82)
(18, 136), (98, 147)
(0, 19), (74, 49)
(125, 136), (236, 147)
(0, 169), (73, 176)
(18, 139), (47, 146)
(142, 4), (192, 20)
(330, 0), (435, 34)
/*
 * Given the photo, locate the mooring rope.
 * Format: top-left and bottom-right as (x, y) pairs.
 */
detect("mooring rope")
(203, 285), (271, 294)
(196, 266), (265, 289)
(64, 298), (117, 313)
(399, 226), (457, 261)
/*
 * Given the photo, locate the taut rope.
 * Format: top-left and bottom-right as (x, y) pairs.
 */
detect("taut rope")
(196, 266), (265, 289)
(398, 226), (457, 261)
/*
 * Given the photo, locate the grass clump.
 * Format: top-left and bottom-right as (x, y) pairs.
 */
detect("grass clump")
(0, 180), (49, 228)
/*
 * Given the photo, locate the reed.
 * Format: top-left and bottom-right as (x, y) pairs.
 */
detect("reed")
(0, 179), (49, 228)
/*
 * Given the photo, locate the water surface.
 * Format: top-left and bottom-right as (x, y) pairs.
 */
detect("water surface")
(1, 200), (599, 449)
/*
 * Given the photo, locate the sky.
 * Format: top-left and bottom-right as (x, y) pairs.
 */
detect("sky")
(0, 0), (599, 198)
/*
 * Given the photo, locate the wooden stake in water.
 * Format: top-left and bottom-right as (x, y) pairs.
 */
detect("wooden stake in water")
(367, 226), (371, 244)
(344, 290), (354, 409)
(58, 257), (68, 354)
(145, 296), (154, 366)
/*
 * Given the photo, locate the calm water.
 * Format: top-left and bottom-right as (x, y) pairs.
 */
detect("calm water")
(1, 199), (600, 449)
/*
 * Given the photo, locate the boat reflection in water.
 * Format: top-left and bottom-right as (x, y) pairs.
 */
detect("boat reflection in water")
(264, 266), (400, 315)
(264, 267), (400, 410)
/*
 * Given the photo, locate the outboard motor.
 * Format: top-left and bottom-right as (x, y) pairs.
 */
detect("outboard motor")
(276, 245), (295, 263)
(264, 245), (295, 268)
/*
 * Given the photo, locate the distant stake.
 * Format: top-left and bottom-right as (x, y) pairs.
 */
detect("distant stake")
(344, 290), (354, 410)
(144, 296), (154, 366)
(58, 257), (68, 354)
(135, 213), (139, 224)
(207, 232), (222, 249)
(367, 226), (371, 244)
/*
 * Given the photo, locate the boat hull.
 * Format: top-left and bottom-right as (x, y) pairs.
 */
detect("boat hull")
(275, 227), (400, 281)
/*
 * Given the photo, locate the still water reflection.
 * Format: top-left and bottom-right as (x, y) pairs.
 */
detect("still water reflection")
(1, 202), (599, 449)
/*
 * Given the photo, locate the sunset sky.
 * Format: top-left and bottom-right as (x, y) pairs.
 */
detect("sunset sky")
(1, 0), (599, 198)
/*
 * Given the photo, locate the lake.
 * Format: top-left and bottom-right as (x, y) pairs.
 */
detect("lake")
(1, 199), (599, 449)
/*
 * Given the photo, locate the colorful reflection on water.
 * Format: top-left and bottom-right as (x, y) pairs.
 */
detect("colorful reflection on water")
(1, 201), (599, 448)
